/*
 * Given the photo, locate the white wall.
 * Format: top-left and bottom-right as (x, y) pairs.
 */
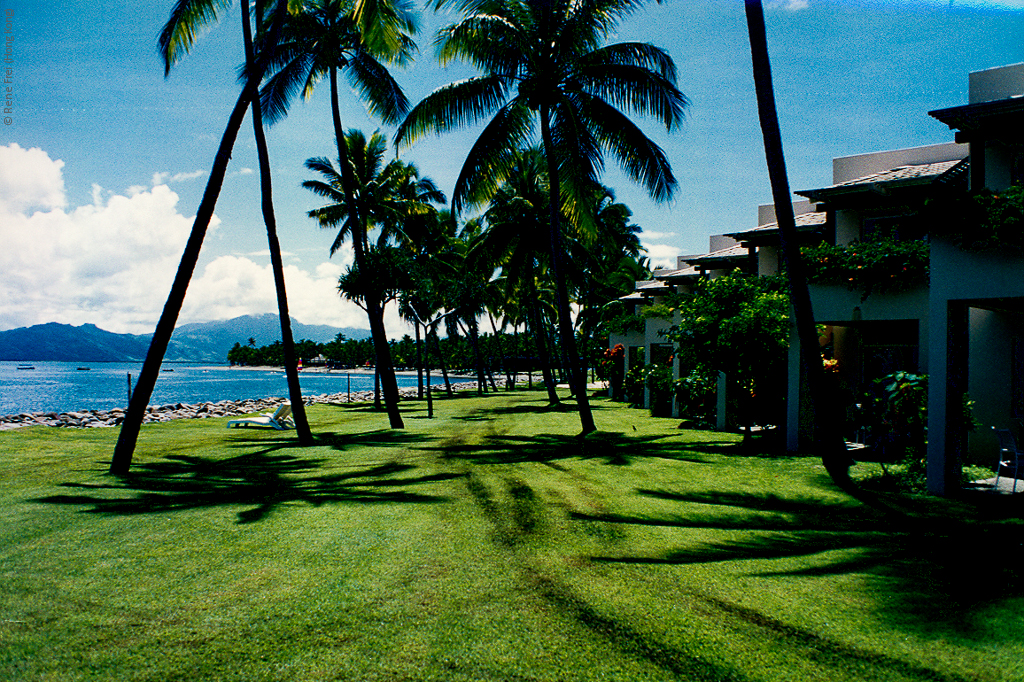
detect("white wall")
(969, 62), (1024, 103)
(832, 143), (967, 185)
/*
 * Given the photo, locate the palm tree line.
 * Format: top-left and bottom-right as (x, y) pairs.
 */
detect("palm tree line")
(111, 0), (688, 473)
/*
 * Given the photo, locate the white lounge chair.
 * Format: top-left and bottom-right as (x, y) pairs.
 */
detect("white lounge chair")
(226, 403), (294, 430)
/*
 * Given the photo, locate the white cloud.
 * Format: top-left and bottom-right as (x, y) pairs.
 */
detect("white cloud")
(170, 170), (205, 183)
(0, 144), (66, 213)
(767, 0), (809, 10)
(151, 169), (205, 186)
(644, 242), (682, 269)
(0, 143), (420, 339)
(0, 144), (217, 334)
(181, 247), (410, 337)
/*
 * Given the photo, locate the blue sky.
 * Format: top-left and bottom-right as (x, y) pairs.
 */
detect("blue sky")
(1, 0), (1024, 335)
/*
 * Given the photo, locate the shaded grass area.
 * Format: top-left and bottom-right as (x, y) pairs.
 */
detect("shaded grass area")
(1, 390), (1022, 681)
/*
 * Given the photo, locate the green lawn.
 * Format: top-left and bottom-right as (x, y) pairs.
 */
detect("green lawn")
(1, 391), (1022, 681)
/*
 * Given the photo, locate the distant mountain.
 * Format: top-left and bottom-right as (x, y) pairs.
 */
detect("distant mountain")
(170, 314), (370, 362)
(0, 315), (371, 362)
(0, 323), (151, 362)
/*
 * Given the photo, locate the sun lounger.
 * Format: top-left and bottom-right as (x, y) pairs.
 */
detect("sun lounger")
(226, 403), (294, 430)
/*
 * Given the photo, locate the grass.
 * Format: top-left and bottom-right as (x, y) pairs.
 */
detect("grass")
(1, 390), (1022, 681)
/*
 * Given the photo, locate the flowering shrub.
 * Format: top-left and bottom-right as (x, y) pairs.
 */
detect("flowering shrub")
(599, 344), (626, 400)
(801, 238), (929, 300)
(624, 362), (673, 415)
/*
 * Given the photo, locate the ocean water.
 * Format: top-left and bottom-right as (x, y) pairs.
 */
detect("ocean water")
(0, 362), (424, 415)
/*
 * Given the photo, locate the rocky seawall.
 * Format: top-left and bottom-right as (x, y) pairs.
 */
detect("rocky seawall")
(0, 382), (479, 431)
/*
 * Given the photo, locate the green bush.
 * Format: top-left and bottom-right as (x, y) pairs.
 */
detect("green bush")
(860, 371), (928, 477)
(624, 363), (673, 416)
(801, 238), (929, 300)
(928, 184), (1024, 253)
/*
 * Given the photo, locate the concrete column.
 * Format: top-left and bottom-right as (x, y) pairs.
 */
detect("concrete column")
(928, 301), (968, 495)
(786, 323), (802, 452)
(716, 371), (727, 431)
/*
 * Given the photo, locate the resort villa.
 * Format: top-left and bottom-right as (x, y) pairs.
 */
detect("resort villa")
(610, 63), (1024, 495)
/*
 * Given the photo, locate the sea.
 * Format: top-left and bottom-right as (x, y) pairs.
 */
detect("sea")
(0, 362), (425, 416)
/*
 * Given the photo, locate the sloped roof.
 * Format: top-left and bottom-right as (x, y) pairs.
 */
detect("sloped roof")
(636, 278), (672, 295)
(798, 159), (966, 202)
(930, 95), (1024, 136)
(725, 211), (827, 241)
(653, 265), (701, 281)
(682, 243), (751, 267)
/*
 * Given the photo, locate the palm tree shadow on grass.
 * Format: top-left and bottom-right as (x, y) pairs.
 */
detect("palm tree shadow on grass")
(429, 431), (717, 466)
(35, 442), (460, 524)
(582, 487), (1024, 642)
(466, 396), (622, 419)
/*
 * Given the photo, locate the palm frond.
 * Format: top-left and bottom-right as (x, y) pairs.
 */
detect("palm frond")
(435, 14), (524, 74)
(450, 99), (536, 212)
(352, 0), (419, 64)
(395, 75), (512, 148)
(159, 0), (233, 75)
(346, 51), (411, 124)
(573, 60), (687, 132)
(581, 41), (678, 80)
(576, 92), (677, 203)
(258, 50), (319, 125)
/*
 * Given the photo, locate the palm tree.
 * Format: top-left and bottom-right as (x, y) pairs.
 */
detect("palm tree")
(397, 0), (688, 434)
(242, 0), (314, 446)
(303, 130), (443, 412)
(111, 0), (293, 475)
(744, 0), (851, 489)
(570, 185), (646, 361)
(478, 147), (561, 403)
(259, 0), (416, 429)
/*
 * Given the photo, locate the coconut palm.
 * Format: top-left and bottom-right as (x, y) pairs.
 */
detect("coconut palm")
(303, 130), (443, 256)
(303, 130), (443, 411)
(259, 0), (417, 428)
(111, 0), (296, 475)
(396, 0), (688, 434)
(242, 0), (314, 446)
(744, 0), (851, 489)
(478, 147), (561, 403)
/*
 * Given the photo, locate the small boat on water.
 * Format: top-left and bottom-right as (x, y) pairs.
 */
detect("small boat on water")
(16, 365), (35, 370)
(76, 367), (91, 371)
(162, 369), (175, 373)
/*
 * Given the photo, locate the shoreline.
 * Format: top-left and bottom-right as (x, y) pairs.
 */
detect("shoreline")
(0, 382), (480, 431)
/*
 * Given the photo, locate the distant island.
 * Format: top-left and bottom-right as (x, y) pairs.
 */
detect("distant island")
(0, 315), (371, 363)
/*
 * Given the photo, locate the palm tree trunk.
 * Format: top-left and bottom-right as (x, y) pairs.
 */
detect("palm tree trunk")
(430, 329), (454, 396)
(527, 294), (560, 404)
(414, 320), (424, 398)
(111, 71), (257, 476)
(745, 0), (850, 487)
(537, 102), (594, 434)
(460, 318), (487, 394)
(111, 3), (291, 474)
(328, 67), (404, 428)
(245, 0), (313, 445)
(425, 331), (434, 418)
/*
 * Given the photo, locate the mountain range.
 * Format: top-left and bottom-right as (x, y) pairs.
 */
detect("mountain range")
(0, 315), (371, 363)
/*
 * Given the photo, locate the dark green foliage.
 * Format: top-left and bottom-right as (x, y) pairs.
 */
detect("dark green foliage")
(801, 238), (930, 300)
(665, 272), (789, 428)
(927, 184), (1024, 253)
(228, 331), (539, 373)
(858, 371), (929, 486)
